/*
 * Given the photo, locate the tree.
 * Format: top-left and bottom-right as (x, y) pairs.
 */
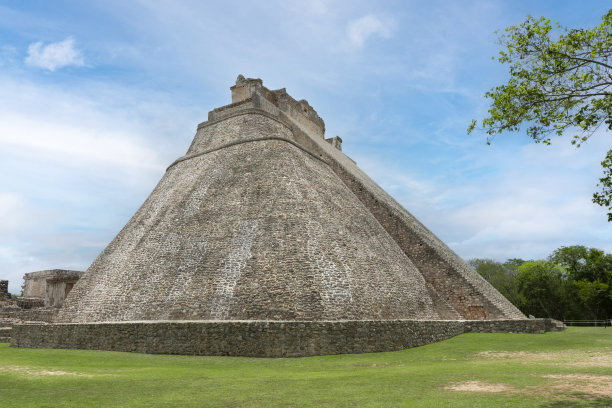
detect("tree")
(549, 245), (612, 319)
(515, 261), (568, 319)
(593, 150), (612, 219)
(471, 246), (611, 319)
(468, 10), (612, 220)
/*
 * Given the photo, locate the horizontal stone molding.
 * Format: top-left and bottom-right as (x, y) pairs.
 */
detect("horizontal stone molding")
(167, 134), (328, 172)
(11, 319), (551, 357)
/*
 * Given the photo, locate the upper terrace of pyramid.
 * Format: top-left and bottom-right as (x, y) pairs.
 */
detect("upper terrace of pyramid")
(202, 75), (339, 149)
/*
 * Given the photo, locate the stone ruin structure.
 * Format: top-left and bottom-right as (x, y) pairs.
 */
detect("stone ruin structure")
(0, 271), (84, 342)
(0, 280), (9, 301)
(23, 270), (84, 308)
(11, 76), (564, 356)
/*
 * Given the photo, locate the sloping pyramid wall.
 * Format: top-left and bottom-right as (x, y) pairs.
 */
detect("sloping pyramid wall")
(58, 113), (442, 322)
(12, 77), (537, 357)
(56, 77), (524, 324)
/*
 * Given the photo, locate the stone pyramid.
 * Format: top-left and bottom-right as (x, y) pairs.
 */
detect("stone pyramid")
(14, 77), (541, 357)
(57, 75), (523, 324)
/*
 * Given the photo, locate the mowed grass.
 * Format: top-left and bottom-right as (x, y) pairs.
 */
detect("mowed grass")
(0, 327), (610, 407)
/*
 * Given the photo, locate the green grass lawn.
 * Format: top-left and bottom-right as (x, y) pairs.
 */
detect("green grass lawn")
(0, 327), (610, 407)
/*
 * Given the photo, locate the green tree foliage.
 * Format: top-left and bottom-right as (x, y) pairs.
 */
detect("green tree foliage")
(515, 261), (567, 320)
(593, 150), (612, 220)
(468, 258), (522, 307)
(470, 245), (612, 320)
(549, 245), (612, 319)
(468, 10), (612, 220)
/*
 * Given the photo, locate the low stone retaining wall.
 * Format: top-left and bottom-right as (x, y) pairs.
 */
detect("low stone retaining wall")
(11, 319), (550, 357)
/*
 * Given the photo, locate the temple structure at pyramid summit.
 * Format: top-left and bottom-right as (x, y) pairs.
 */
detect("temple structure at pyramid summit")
(11, 76), (563, 356)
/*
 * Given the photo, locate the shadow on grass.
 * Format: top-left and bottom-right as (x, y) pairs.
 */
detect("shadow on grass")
(540, 394), (612, 407)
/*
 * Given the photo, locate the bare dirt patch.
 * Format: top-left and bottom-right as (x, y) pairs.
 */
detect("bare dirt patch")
(543, 374), (612, 398)
(444, 374), (612, 400)
(477, 350), (612, 368)
(0, 365), (93, 377)
(445, 380), (516, 393)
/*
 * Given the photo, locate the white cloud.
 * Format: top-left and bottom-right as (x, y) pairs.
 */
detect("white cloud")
(0, 74), (204, 293)
(346, 14), (393, 47)
(0, 193), (36, 233)
(354, 135), (612, 263)
(25, 37), (84, 71)
(0, 112), (161, 173)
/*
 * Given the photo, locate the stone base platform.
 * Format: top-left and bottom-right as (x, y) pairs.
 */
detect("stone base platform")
(10, 319), (560, 357)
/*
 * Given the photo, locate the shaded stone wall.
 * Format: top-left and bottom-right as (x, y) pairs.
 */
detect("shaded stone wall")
(0, 280), (8, 300)
(190, 80), (524, 321)
(198, 96), (524, 321)
(281, 111), (525, 320)
(45, 271), (83, 308)
(11, 319), (549, 357)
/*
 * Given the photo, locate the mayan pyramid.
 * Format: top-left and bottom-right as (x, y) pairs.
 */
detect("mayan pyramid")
(13, 76), (539, 357)
(54, 76), (523, 324)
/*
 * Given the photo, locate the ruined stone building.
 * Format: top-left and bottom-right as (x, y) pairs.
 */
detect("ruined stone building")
(11, 76), (562, 356)
(0, 270), (83, 342)
(22, 270), (84, 308)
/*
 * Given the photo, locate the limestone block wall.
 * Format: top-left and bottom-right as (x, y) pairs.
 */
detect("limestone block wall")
(11, 319), (549, 357)
(194, 79), (524, 321)
(23, 272), (50, 299)
(22, 270), (83, 301)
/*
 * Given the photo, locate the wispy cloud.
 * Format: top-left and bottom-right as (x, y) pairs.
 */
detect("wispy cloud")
(25, 37), (84, 71)
(0, 75), (202, 293)
(355, 133), (612, 263)
(0, 45), (17, 66)
(0, 193), (37, 234)
(346, 14), (394, 47)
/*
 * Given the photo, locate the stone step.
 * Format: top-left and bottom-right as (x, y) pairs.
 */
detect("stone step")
(0, 327), (12, 341)
(0, 319), (19, 328)
(548, 319), (566, 332)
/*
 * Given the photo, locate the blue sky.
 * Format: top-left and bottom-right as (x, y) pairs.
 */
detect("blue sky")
(1, 0), (611, 293)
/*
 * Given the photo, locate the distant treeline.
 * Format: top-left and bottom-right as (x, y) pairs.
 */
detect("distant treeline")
(469, 245), (612, 321)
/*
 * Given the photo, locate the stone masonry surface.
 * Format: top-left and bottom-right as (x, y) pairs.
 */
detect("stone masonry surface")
(11, 319), (550, 357)
(23, 270), (83, 300)
(0, 280), (8, 301)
